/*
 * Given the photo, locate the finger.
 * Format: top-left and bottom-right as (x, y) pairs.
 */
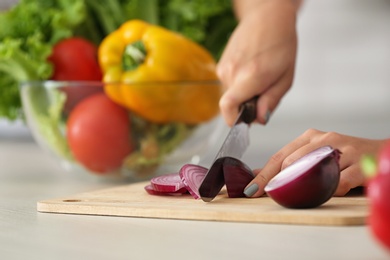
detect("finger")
(334, 164), (365, 196)
(216, 54), (237, 90)
(333, 139), (363, 172)
(219, 49), (296, 126)
(219, 87), (262, 127)
(256, 65), (295, 124)
(280, 131), (327, 169)
(219, 57), (279, 126)
(252, 168), (262, 176)
(244, 131), (315, 197)
(219, 91), (243, 126)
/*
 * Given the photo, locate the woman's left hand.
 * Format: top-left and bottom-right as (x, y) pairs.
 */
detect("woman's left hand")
(244, 128), (387, 197)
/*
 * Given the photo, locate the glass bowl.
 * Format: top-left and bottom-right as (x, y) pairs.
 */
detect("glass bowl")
(20, 80), (224, 180)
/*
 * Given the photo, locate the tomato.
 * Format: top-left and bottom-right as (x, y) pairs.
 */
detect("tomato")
(367, 174), (390, 252)
(48, 37), (102, 81)
(366, 140), (390, 252)
(378, 140), (390, 175)
(67, 93), (133, 174)
(48, 37), (104, 114)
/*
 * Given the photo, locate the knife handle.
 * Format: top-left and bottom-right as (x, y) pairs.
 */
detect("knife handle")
(239, 96), (258, 124)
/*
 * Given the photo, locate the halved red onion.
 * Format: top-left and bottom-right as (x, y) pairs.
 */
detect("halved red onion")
(150, 173), (186, 193)
(264, 146), (341, 209)
(144, 184), (188, 196)
(179, 164), (208, 199)
(223, 157), (254, 198)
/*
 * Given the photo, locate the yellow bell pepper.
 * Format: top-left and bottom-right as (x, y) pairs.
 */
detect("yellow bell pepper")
(98, 19), (221, 124)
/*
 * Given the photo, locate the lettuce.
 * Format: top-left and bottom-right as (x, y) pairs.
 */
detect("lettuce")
(0, 36), (52, 119)
(21, 83), (72, 160)
(0, 0), (236, 121)
(159, 0), (236, 59)
(0, 0), (86, 120)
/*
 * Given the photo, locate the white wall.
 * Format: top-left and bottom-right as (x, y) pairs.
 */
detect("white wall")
(0, 0), (17, 10)
(277, 0), (390, 120)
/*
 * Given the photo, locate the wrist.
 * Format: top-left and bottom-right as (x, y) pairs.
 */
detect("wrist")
(233, 0), (302, 20)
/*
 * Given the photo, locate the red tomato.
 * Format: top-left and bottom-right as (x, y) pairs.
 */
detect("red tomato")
(367, 174), (390, 252)
(378, 140), (390, 175)
(67, 93), (133, 174)
(48, 37), (103, 114)
(48, 37), (102, 81)
(367, 140), (390, 252)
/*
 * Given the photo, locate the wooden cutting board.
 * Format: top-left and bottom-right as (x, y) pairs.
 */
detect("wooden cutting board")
(37, 182), (368, 226)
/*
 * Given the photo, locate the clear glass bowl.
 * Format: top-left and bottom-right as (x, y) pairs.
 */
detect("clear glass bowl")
(20, 80), (224, 180)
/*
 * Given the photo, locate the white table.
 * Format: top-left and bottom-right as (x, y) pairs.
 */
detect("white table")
(1, 117), (389, 260)
(1, 0), (390, 259)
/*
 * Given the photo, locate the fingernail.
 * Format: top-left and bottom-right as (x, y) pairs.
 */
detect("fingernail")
(244, 183), (259, 197)
(264, 110), (271, 124)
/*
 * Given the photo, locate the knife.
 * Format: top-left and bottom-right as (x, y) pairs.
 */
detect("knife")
(199, 96), (258, 202)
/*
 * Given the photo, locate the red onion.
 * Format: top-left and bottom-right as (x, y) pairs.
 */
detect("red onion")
(146, 158), (254, 199)
(223, 157), (254, 198)
(179, 164), (208, 199)
(144, 184), (188, 196)
(150, 173), (186, 193)
(264, 146), (341, 209)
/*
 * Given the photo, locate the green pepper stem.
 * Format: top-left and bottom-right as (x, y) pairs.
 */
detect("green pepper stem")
(122, 41), (146, 71)
(360, 154), (378, 179)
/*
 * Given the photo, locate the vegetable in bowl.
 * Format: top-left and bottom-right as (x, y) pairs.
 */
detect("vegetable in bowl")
(20, 80), (224, 179)
(5, 0), (234, 179)
(0, 0), (236, 122)
(98, 19), (221, 124)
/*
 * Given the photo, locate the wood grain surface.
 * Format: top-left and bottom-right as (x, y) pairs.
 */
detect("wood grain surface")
(37, 182), (368, 226)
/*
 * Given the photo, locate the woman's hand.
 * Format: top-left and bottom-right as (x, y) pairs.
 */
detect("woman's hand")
(243, 128), (388, 197)
(217, 0), (300, 126)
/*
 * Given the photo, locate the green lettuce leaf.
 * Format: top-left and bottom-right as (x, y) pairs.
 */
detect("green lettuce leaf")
(21, 82), (72, 160)
(0, 0), (87, 120)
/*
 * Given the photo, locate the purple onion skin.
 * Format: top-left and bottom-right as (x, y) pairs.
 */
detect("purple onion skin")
(266, 149), (341, 209)
(223, 157), (255, 198)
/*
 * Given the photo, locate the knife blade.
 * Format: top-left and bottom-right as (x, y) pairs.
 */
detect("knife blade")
(199, 96), (258, 202)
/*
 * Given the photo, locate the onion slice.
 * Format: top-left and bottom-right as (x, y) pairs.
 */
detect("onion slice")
(223, 157), (254, 198)
(264, 145), (341, 209)
(150, 173), (186, 192)
(179, 164), (208, 199)
(144, 184), (188, 196)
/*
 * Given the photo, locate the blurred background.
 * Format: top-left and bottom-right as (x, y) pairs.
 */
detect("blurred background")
(243, 0), (390, 168)
(1, 0), (390, 168)
(0, 0), (14, 9)
(284, 0), (390, 120)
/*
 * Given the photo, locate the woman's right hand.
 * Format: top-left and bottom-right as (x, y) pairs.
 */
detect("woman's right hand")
(217, 0), (301, 126)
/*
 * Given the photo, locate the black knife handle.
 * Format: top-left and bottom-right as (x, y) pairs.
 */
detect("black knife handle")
(239, 96), (258, 124)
